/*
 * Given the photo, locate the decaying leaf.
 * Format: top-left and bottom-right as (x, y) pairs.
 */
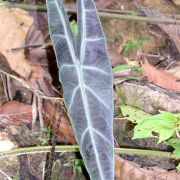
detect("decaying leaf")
(43, 100), (76, 144)
(0, 7), (52, 94)
(97, 0), (119, 9)
(0, 100), (32, 127)
(137, 4), (180, 54)
(141, 59), (180, 92)
(115, 155), (180, 180)
(25, 11), (55, 64)
(0, 7), (33, 78)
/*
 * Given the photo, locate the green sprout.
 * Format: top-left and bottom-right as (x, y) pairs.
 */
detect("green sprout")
(63, 158), (84, 173)
(123, 37), (149, 53)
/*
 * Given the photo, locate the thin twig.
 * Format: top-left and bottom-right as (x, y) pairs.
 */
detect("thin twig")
(0, 169), (12, 180)
(7, 76), (12, 100)
(32, 94), (37, 129)
(1, 74), (9, 101)
(0, 69), (63, 103)
(11, 44), (43, 51)
(37, 96), (44, 128)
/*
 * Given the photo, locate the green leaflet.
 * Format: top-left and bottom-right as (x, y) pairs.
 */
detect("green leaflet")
(167, 138), (180, 157)
(120, 105), (150, 123)
(133, 111), (180, 143)
(112, 64), (131, 73)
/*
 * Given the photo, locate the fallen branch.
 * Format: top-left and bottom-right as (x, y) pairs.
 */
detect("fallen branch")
(1, 2), (180, 25)
(0, 145), (177, 159)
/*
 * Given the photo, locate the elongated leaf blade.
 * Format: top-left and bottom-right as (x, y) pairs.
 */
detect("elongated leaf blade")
(46, 0), (114, 179)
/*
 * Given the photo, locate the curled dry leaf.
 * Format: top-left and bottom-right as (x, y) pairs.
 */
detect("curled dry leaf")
(115, 155), (180, 180)
(141, 60), (180, 92)
(0, 7), (34, 78)
(0, 100), (32, 127)
(137, 4), (180, 54)
(0, 7), (51, 94)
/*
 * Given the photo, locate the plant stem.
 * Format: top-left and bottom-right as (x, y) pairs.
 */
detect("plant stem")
(1, 2), (180, 25)
(0, 146), (177, 159)
(44, 106), (64, 180)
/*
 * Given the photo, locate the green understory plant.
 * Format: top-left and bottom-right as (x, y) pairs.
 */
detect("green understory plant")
(123, 37), (149, 53)
(63, 158), (85, 173)
(121, 106), (180, 162)
(37, 126), (51, 145)
(70, 20), (78, 36)
(112, 64), (131, 73)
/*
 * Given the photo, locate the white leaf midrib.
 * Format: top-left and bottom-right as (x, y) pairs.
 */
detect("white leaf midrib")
(78, 1), (105, 179)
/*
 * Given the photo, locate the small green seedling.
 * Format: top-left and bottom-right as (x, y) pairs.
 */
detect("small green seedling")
(177, 163), (180, 170)
(130, 12), (139, 16)
(37, 126), (51, 145)
(70, 20), (78, 36)
(63, 159), (84, 173)
(123, 38), (149, 53)
(112, 64), (131, 73)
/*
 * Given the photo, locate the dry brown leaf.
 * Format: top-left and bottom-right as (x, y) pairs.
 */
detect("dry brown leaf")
(43, 100), (76, 144)
(115, 155), (180, 180)
(0, 100), (32, 127)
(0, 7), (34, 78)
(97, 0), (119, 9)
(109, 51), (126, 66)
(172, 0), (180, 7)
(0, 52), (12, 74)
(24, 12), (54, 64)
(137, 4), (180, 54)
(141, 60), (180, 92)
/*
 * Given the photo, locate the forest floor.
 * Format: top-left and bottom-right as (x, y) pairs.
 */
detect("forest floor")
(0, 0), (180, 179)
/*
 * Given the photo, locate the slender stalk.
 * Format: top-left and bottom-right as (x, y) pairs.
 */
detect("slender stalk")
(44, 106), (64, 179)
(1, 2), (180, 25)
(0, 146), (177, 159)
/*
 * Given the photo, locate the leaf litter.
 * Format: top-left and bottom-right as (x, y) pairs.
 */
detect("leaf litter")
(0, 1), (180, 179)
